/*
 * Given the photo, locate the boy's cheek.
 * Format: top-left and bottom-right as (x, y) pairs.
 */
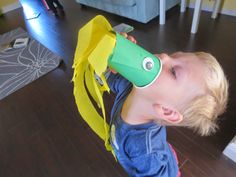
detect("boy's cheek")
(154, 70), (169, 87)
(152, 74), (178, 98)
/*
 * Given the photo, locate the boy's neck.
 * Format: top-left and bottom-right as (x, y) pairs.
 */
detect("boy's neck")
(121, 88), (155, 125)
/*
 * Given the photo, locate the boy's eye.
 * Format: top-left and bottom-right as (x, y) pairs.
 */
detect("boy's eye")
(171, 67), (177, 78)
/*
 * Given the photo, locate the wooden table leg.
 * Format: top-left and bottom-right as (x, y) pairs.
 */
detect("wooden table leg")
(181, 0), (187, 13)
(211, 0), (221, 19)
(191, 0), (202, 34)
(159, 0), (166, 25)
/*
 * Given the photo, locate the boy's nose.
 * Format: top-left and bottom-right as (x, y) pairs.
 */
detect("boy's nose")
(156, 53), (170, 63)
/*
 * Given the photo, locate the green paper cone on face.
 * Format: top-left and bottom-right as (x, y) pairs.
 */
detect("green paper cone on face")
(108, 33), (162, 88)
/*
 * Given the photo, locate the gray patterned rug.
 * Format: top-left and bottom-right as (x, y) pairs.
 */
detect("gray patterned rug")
(0, 28), (61, 100)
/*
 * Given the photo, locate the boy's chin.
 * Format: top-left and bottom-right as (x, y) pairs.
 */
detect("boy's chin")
(154, 119), (182, 126)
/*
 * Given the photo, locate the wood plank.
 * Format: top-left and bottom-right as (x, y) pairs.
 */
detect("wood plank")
(180, 160), (207, 177)
(0, 0), (236, 177)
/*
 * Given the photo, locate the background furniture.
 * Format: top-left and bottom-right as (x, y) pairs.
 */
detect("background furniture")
(76, 0), (181, 23)
(187, 0), (222, 33)
(160, 0), (222, 33)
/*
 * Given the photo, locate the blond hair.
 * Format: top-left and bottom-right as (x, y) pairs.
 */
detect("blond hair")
(180, 52), (229, 136)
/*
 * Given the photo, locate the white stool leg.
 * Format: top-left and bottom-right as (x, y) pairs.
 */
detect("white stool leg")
(191, 0), (202, 34)
(211, 0), (221, 19)
(181, 0), (187, 13)
(159, 0), (166, 25)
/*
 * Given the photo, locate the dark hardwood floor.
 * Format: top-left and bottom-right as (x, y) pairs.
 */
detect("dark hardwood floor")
(0, 0), (236, 176)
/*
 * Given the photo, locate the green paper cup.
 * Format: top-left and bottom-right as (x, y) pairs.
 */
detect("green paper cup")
(108, 33), (162, 88)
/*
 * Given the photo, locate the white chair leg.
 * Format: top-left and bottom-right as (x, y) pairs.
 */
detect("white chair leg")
(191, 0), (202, 34)
(159, 0), (166, 25)
(181, 0), (187, 13)
(211, 0), (221, 19)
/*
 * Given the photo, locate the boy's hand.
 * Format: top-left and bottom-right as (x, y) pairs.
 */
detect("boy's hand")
(110, 32), (137, 74)
(120, 32), (137, 44)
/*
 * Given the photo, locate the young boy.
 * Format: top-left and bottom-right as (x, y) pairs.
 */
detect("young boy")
(107, 35), (229, 177)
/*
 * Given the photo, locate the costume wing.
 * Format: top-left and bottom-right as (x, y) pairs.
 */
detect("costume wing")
(72, 15), (116, 151)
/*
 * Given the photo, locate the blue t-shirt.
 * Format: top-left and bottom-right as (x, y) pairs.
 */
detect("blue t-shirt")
(107, 73), (179, 177)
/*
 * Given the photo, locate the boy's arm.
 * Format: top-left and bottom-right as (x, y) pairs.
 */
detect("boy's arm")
(124, 131), (179, 177)
(106, 71), (131, 94)
(128, 152), (171, 177)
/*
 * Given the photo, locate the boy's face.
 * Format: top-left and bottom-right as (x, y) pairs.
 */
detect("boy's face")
(149, 52), (206, 111)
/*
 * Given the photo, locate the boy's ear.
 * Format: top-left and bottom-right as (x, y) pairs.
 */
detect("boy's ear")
(153, 104), (183, 124)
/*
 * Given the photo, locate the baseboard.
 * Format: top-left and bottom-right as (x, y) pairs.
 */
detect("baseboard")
(188, 2), (236, 17)
(1, 2), (22, 14)
(223, 136), (236, 163)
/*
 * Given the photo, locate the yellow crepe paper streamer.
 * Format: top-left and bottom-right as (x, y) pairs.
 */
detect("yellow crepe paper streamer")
(72, 15), (116, 153)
